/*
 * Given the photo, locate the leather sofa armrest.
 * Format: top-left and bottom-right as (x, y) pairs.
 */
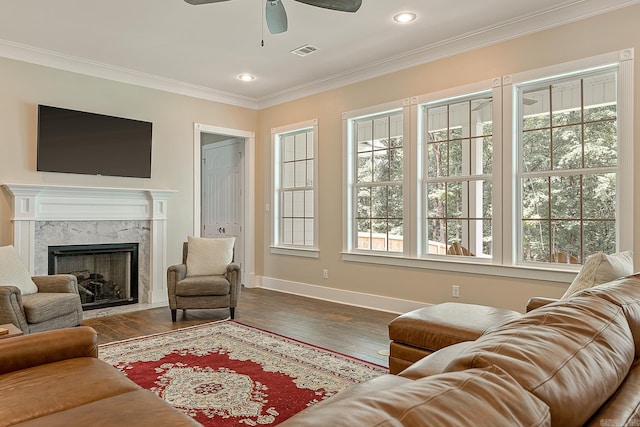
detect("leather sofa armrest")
(0, 326), (98, 375)
(32, 274), (79, 294)
(526, 296), (559, 312)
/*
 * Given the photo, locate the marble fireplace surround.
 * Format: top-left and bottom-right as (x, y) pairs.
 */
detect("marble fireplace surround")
(2, 184), (176, 306)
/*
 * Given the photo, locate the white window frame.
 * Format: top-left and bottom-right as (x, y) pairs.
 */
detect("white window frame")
(341, 49), (633, 283)
(271, 119), (319, 258)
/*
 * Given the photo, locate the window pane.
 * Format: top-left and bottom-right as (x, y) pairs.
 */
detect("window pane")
(374, 117), (389, 143)
(583, 174), (615, 219)
(283, 135), (295, 162)
(447, 219), (464, 247)
(584, 73), (617, 122)
(482, 219), (492, 256)
(522, 220), (550, 262)
(282, 218), (293, 244)
(357, 152), (372, 183)
(449, 101), (470, 140)
(371, 220), (388, 250)
(373, 149), (390, 182)
(306, 159), (314, 186)
(427, 217), (446, 254)
(426, 182), (445, 220)
(283, 162), (294, 188)
(522, 129), (551, 172)
(551, 175), (580, 219)
(293, 219), (305, 245)
(427, 106), (448, 142)
(522, 177), (549, 219)
(388, 185), (403, 219)
(446, 181), (464, 218)
(427, 142), (448, 178)
(551, 220), (580, 262)
(294, 161), (306, 187)
(388, 219), (403, 252)
(357, 186), (371, 219)
(283, 191), (292, 216)
(552, 80), (582, 126)
(389, 148), (403, 181)
(522, 87), (550, 131)
(306, 131), (314, 157)
(472, 136), (492, 175)
(449, 139), (464, 176)
(552, 125), (581, 170)
(295, 132), (307, 161)
(292, 191), (305, 216)
(583, 220), (616, 255)
(471, 99), (492, 136)
(305, 190), (314, 217)
(372, 186), (388, 218)
(584, 120), (617, 168)
(305, 219), (314, 245)
(357, 220), (371, 250)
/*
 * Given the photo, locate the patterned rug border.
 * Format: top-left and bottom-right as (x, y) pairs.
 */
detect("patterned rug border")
(98, 319), (387, 370)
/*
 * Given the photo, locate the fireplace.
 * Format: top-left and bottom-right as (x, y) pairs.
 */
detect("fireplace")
(48, 243), (139, 310)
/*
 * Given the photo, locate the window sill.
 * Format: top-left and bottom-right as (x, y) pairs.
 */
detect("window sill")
(271, 246), (320, 258)
(341, 252), (578, 283)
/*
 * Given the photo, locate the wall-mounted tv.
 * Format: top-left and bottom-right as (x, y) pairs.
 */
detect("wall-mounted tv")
(37, 105), (152, 178)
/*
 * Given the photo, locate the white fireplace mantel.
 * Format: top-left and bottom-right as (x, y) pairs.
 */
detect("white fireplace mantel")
(2, 183), (177, 304)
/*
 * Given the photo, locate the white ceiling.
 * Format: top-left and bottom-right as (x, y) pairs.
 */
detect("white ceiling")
(1, 0), (638, 109)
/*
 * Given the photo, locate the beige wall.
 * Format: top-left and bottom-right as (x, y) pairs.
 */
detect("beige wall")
(256, 4), (640, 312)
(0, 57), (257, 268)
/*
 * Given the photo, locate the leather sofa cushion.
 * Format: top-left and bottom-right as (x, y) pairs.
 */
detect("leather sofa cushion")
(579, 275), (640, 356)
(0, 357), (140, 425)
(445, 296), (635, 427)
(584, 359), (640, 426)
(176, 276), (230, 296)
(399, 341), (474, 380)
(11, 389), (200, 426)
(22, 292), (81, 324)
(280, 365), (550, 427)
(388, 302), (521, 351)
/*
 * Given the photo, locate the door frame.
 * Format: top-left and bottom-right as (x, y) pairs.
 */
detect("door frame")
(193, 122), (255, 287)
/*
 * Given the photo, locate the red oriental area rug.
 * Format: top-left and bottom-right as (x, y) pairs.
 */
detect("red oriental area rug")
(98, 320), (387, 426)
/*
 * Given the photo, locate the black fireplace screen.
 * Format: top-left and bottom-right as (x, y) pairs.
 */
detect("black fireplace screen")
(48, 243), (139, 310)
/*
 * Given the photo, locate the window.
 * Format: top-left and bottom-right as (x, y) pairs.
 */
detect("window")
(422, 93), (494, 258)
(516, 69), (620, 264)
(351, 109), (404, 253)
(272, 119), (318, 257)
(343, 50), (632, 279)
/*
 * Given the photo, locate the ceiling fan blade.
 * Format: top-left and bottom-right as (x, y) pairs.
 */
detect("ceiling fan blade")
(184, 0), (231, 4)
(266, 0), (288, 34)
(293, 0), (362, 13)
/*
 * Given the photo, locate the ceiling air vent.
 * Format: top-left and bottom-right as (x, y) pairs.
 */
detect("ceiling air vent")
(290, 44), (318, 57)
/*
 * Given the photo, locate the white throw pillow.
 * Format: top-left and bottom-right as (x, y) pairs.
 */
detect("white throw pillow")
(0, 245), (38, 295)
(186, 236), (235, 277)
(561, 250), (634, 299)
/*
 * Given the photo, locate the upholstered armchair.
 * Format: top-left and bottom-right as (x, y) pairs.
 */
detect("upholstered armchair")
(0, 246), (83, 334)
(167, 237), (241, 322)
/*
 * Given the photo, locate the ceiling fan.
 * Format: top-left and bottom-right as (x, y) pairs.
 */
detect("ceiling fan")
(184, 0), (362, 34)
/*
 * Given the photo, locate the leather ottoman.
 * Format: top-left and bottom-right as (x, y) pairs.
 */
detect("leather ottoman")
(388, 302), (521, 374)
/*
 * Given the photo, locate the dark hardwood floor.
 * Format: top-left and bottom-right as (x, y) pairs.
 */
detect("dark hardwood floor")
(83, 286), (399, 367)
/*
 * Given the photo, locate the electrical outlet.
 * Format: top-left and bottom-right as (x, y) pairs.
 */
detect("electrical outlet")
(322, 269), (329, 279)
(452, 285), (460, 298)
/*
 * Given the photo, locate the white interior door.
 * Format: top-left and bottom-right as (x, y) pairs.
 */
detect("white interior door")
(202, 137), (245, 277)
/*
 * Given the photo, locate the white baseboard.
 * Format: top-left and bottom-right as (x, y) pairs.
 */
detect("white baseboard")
(258, 276), (427, 314)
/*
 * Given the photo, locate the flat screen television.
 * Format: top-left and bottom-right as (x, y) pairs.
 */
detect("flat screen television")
(37, 105), (153, 178)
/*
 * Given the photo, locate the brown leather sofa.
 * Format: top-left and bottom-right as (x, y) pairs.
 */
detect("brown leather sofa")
(0, 326), (199, 426)
(281, 275), (640, 426)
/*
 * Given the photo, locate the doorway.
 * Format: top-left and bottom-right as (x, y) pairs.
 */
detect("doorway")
(193, 123), (255, 287)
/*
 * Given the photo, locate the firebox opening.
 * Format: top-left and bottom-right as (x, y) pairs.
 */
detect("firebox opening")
(48, 243), (139, 310)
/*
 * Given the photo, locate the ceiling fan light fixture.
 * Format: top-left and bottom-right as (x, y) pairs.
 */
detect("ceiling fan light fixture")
(238, 73), (256, 82)
(393, 12), (417, 24)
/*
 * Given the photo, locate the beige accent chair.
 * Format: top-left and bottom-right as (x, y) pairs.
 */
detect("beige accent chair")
(0, 274), (83, 334)
(167, 241), (241, 322)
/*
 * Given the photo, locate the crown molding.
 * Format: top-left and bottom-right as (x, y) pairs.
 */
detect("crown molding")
(0, 0), (638, 111)
(0, 39), (259, 110)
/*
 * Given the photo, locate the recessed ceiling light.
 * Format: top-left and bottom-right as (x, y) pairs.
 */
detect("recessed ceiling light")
(393, 12), (417, 24)
(238, 73), (255, 82)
